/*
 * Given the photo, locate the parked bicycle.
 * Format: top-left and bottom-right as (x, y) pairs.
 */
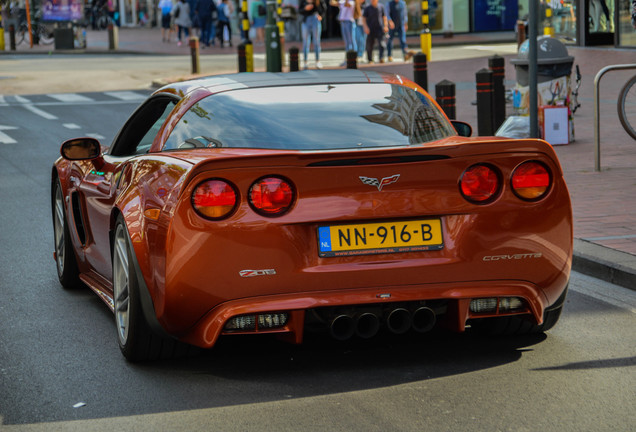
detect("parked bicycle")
(618, 74), (636, 140)
(11, 7), (54, 45)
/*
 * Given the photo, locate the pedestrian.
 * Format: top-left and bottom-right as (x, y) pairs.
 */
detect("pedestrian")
(251, 0), (267, 44)
(632, 0), (636, 28)
(195, 0), (217, 47)
(353, 0), (366, 59)
(173, 0), (192, 46)
(158, 0), (173, 42)
(386, 0), (413, 61)
(331, 0), (356, 53)
(299, 0), (325, 69)
(362, 0), (388, 63)
(216, 0), (233, 47)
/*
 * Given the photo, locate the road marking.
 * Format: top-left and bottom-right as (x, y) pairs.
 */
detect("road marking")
(0, 125), (18, 144)
(104, 91), (147, 101)
(0, 96), (5, 105)
(48, 93), (94, 103)
(571, 272), (636, 313)
(63, 123), (82, 129)
(86, 133), (106, 140)
(14, 95), (31, 103)
(23, 104), (58, 120)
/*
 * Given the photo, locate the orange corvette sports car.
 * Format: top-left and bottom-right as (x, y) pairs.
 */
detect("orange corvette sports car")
(51, 70), (572, 362)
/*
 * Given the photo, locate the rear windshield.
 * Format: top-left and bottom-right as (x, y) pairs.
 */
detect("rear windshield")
(163, 83), (456, 151)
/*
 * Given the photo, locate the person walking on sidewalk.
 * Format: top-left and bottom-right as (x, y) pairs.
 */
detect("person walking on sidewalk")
(353, 0), (366, 59)
(299, 0), (326, 69)
(173, 0), (192, 46)
(251, 0), (267, 44)
(217, 0), (234, 47)
(158, 0), (174, 42)
(331, 0), (356, 53)
(386, 0), (413, 61)
(195, 0), (217, 47)
(362, 0), (388, 63)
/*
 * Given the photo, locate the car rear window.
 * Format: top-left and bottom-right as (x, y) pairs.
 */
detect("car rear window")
(163, 83), (456, 151)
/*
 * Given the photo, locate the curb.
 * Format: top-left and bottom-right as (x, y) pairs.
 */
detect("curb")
(572, 239), (636, 290)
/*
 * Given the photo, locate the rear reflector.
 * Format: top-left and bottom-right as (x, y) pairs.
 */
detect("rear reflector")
(470, 298), (498, 313)
(511, 161), (551, 201)
(470, 297), (526, 314)
(460, 164), (500, 203)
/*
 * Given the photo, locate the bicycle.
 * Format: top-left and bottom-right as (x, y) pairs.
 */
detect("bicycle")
(618, 74), (636, 140)
(11, 7), (54, 45)
(570, 65), (582, 115)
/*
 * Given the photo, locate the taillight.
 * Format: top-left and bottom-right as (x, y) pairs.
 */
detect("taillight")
(249, 176), (294, 216)
(459, 164), (500, 203)
(192, 179), (238, 220)
(511, 161), (551, 201)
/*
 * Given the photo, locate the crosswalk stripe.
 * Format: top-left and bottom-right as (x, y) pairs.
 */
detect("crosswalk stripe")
(23, 105), (58, 120)
(48, 93), (94, 103)
(63, 123), (82, 129)
(104, 91), (147, 101)
(14, 95), (31, 103)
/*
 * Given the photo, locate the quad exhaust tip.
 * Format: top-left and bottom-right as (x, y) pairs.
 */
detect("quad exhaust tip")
(329, 306), (437, 340)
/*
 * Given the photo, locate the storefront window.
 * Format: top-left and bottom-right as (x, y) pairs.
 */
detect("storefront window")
(618, 0), (636, 46)
(473, 0), (518, 31)
(552, 0), (577, 42)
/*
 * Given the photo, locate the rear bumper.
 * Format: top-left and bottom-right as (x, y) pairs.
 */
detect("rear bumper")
(178, 278), (567, 348)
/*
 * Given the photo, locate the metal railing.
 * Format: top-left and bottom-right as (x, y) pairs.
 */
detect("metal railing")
(594, 63), (636, 172)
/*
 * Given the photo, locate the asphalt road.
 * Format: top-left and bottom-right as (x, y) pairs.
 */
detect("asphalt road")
(0, 89), (635, 431)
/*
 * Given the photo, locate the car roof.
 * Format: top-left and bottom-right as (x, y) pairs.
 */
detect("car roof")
(154, 70), (401, 98)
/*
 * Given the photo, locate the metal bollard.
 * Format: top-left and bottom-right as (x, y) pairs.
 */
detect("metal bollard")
(435, 80), (456, 120)
(108, 23), (118, 50)
(289, 46), (299, 72)
(9, 24), (16, 51)
(346, 50), (357, 69)
(516, 20), (526, 48)
(488, 55), (506, 131)
(413, 53), (428, 92)
(190, 36), (200, 74)
(238, 42), (247, 72)
(476, 68), (494, 136)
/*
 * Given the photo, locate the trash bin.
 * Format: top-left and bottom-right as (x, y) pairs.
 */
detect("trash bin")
(508, 36), (575, 143)
(510, 36), (574, 86)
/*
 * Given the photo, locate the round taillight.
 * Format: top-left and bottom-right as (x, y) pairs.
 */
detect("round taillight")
(460, 164), (500, 203)
(249, 176), (294, 216)
(192, 179), (238, 220)
(511, 161), (551, 201)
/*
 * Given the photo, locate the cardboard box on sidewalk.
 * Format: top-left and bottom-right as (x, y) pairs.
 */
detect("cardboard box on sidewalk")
(539, 105), (569, 145)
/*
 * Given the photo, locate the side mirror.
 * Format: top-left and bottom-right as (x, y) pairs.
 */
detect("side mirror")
(451, 121), (473, 137)
(60, 138), (102, 160)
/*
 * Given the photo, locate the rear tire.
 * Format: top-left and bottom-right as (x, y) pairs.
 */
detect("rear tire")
(113, 215), (197, 362)
(52, 179), (82, 289)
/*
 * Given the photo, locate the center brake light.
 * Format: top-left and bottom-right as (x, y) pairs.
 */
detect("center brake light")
(249, 176), (295, 217)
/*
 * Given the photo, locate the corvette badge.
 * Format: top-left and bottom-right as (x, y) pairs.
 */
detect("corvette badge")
(359, 174), (401, 191)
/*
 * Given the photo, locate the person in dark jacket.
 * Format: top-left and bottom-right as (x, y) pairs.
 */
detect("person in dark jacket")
(362, 0), (388, 63)
(196, 0), (217, 46)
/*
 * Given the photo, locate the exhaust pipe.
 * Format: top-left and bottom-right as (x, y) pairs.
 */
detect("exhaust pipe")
(329, 314), (355, 341)
(355, 313), (380, 339)
(387, 308), (411, 334)
(411, 307), (436, 333)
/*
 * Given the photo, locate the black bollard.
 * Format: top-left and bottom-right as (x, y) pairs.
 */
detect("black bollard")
(289, 47), (299, 72)
(476, 68), (494, 136)
(9, 24), (16, 51)
(413, 53), (428, 92)
(435, 80), (456, 120)
(346, 50), (357, 69)
(488, 55), (506, 131)
(238, 43), (247, 72)
(189, 36), (200, 74)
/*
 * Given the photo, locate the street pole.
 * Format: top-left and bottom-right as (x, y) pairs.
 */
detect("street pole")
(240, 0), (254, 72)
(419, 0), (431, 60)
(265, 0), (282, 72)
(528, 0), (538, 138)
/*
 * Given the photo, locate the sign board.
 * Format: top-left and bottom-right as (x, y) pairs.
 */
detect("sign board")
(41, 0), (84, 22)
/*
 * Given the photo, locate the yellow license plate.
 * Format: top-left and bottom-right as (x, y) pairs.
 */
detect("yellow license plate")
(318, 219), (443, 257)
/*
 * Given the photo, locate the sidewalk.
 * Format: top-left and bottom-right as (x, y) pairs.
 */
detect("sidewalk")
(3, 26), (635, 289)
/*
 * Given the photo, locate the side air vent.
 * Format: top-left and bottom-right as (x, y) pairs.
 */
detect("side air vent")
(71, 192), (87, 246)
(307, 155), (449, 167)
